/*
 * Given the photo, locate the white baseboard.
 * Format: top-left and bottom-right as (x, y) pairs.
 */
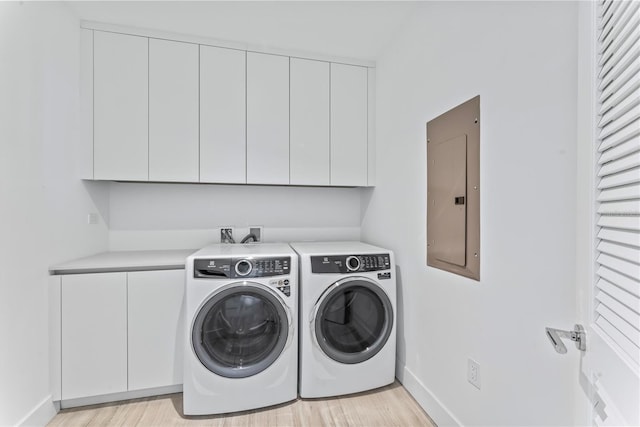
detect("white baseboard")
(17, 395), (58, 427)
(60, 384), (182, 409)
(397, 364), (463, 427)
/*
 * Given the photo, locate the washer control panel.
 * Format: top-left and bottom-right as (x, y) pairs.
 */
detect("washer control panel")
(194, 256), (291, 279)
(311, 254), (391, 273)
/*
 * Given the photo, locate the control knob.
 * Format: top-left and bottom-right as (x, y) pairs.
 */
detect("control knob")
(346, 256), (361, 272)
(235, 259), (253, 277)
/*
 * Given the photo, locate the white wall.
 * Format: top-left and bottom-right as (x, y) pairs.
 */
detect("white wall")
(107, 183), (361, 250)
(0, 3), (108, 425)
(68, 1), (416, 63)
(361, 2), (580, 425)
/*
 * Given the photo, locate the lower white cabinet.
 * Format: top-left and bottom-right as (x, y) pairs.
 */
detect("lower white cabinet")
(128, 270), (184, 390)
(60, 269), (184, 401)
(61, 273), (128, 400)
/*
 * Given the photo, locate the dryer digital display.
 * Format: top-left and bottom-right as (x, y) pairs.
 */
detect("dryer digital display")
(310, 254), (391, 273)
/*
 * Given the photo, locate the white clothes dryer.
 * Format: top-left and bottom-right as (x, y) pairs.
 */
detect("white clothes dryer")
(183, 243), (298, 415)
(290, 241), (396, 398)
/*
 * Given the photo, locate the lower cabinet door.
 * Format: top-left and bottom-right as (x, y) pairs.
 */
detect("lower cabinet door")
(61, 273), (127, 399)
(127, 270), (185, 390)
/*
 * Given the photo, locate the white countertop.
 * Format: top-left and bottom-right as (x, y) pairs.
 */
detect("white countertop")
(49, 249), (197, 275)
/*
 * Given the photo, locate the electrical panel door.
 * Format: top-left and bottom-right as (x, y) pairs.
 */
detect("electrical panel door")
(429, 134), (467, 267)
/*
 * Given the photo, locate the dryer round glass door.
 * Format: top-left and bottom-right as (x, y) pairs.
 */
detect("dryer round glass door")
(192, 283), (290, 378)
(314, 278), (393, 364)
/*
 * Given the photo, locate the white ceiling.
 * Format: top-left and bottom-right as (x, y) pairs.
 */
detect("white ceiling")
(67, 1), (420, 62)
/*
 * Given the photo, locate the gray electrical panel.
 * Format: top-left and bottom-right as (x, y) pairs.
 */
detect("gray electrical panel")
(427, 96), (480, 281)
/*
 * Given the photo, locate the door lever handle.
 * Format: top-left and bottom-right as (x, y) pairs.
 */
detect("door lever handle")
(545, 324), (586, 354)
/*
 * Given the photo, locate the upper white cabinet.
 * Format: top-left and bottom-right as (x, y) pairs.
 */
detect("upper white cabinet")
(85, 24), (374, 187)
(200, 46), (246, 184)
(149, 39), (199, 182)
(330, 63), (368, 187)
(78, 29), (93, 180)
(246, 52), (290, 185)
(290, 58), (330, 186)
(94, 31), (148, 181)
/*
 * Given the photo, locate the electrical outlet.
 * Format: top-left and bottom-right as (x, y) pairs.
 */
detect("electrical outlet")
(87, 213), (98, 225)
(467, 358), (481, 390)
(220, 227), (234, 243)
(249, 226), (263, 243)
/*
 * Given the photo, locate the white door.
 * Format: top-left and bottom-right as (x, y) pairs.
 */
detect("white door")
(148, 39), (199, 182)
(246, 52), (290, 185)
(290, 58), (330, 185)
(200, 46), (246, 184)
(127, 270), (185, 390)
(330, 63), (368, 186)
(93, 31), (148, 181)
(61, 273), (127, 399)
(576, 2), (640, 425)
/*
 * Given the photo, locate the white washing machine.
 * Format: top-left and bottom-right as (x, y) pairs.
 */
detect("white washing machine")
(183, 243), (298, 415)
(290, 241), (396, 398)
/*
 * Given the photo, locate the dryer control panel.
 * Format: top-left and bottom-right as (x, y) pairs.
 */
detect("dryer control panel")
(311, 254), (391, 273)
(194, 257), (291, 279)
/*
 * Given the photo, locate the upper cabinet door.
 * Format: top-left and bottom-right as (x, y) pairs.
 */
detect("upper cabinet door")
(290, 59), (330, 186)
(246, 52), (290, 185)
(149, 39), (199, 182)
(94, 31), (148, 181)
(79, 29), (94, 180)
(200, 46), (246, 184)
(330, 64), (368, 186)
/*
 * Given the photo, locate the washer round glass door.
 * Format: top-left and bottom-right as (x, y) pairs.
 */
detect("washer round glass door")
(192, 283), (290, 378)
(314, 277), (393, 364)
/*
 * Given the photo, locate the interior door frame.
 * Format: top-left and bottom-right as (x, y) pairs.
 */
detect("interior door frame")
(575, 1), (598, 424)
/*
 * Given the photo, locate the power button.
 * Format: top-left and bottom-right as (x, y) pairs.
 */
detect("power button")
(234, 259), (252, 277)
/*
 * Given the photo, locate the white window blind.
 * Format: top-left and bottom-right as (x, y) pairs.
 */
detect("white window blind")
(595, 0), (640, 366)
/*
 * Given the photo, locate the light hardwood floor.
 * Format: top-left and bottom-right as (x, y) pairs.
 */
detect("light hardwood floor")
(48, 382), (435, 426)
